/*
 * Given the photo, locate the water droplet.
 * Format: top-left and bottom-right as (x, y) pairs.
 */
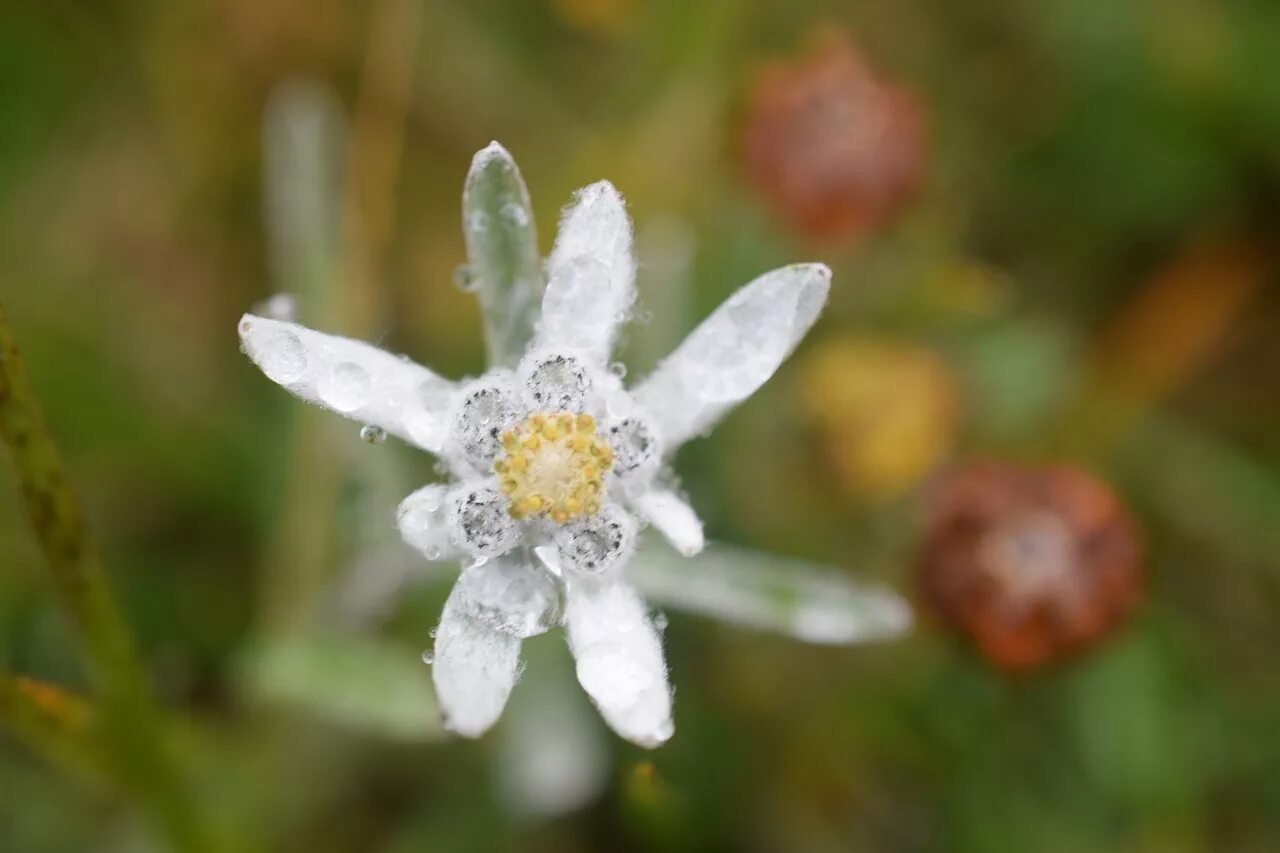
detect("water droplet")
(319, 362), (371, 412)
(635, 309), (654, 325)
(428, 627), (439, 639)
(653, 612), (669, 631)
(359, 424), (387, 444)
(260, 332), (308, 383)
(609, 362), (627, 379)
(425, 546), (441, 560)
(453, 264), (480, 293)
(421, 650), (435, 665)
(260, 293), (297, 321)
(501, 202), (530, 227)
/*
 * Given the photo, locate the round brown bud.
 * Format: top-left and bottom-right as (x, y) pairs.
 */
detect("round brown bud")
(916, 461), (1144, 671)
(742, 32), (925, 243)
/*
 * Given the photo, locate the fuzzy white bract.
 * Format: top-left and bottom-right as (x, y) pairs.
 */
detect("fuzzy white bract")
(239, 144), (830, 748)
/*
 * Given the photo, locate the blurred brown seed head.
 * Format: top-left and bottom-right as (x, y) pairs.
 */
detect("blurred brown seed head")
(742, 31), (926, 243)
(916, 461), (1144, 671)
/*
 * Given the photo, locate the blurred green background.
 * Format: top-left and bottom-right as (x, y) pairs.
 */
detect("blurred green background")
(3, 1), (1280, 850)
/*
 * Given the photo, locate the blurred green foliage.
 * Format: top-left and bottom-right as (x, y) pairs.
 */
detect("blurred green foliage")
(2, 1), (1279, 851)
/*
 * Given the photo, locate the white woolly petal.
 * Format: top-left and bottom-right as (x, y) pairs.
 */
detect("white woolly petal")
(432, 576), (524, 738)
(450, 553), (564, 640)
(564, 578), (672, 748)
(540, 181), (636, 363)
(632, 263), (830, 448)
(396, 485), (462, 562)
(238, 314), (456, 452)
(627, 539), (913, 645)
(633, 489), (704, 557)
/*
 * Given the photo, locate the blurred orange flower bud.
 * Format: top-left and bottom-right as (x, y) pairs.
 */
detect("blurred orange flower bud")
(916, 462), (1144, 671)
(743, 31), (926, 243)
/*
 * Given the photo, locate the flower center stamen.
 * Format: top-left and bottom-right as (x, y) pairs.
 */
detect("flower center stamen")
(493, 412), (614, 525)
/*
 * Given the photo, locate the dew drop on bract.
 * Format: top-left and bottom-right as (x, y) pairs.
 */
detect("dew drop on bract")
(360, 424), (387, 444)
(502, 202), (530, 227)
(320, 362), (371, 412)
(260, 331), (308, 384)
(421, 650), (435, 665)
(609, 362), (627, 379)
(653, 612), (669, 631)
(453, 263), (480, 293)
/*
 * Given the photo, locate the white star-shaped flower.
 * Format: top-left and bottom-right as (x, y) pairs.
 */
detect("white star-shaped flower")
(238, 143), (829, 748)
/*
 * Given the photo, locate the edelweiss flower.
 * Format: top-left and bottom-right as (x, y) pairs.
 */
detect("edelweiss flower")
(238, 143), (829, 748)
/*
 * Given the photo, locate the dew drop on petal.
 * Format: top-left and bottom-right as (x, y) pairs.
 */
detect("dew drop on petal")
(319, 362), (371, 412)
(421, 649), (435, 665)
(454, 558), (565, 638)
(501, 202), (530, 227)
(653, 612), (669, 631)
(260, 331), (308, 384)
(260, 293), (298, 321)
(609, 362), (627, 379)
(453, 263), (479, 293)
(359, 424), (387, 444)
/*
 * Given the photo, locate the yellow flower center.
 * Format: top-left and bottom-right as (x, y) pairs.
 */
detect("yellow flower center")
(493, 412), (614, 525)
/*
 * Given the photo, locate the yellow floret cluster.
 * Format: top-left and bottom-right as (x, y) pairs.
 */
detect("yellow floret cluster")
(493, 412), (614, 524)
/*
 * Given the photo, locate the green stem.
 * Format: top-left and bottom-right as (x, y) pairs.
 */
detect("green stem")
(0, 302), (221, 852)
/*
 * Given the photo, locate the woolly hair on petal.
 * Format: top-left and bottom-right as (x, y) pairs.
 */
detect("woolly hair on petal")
(238, 314), (456, 452)
(396, 484), (462, 562)
(540, 181), (636, 364)
(462, 141), (543, 369)
(431, 569), (525, 738)
(564, 578), (673, 748)
(633, 488), (705, 557)
(634, 263), (830, 448)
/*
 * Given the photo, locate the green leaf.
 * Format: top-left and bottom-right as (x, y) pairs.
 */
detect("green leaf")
(462, 142), (542, 368)
(237, 632), (444, 742)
